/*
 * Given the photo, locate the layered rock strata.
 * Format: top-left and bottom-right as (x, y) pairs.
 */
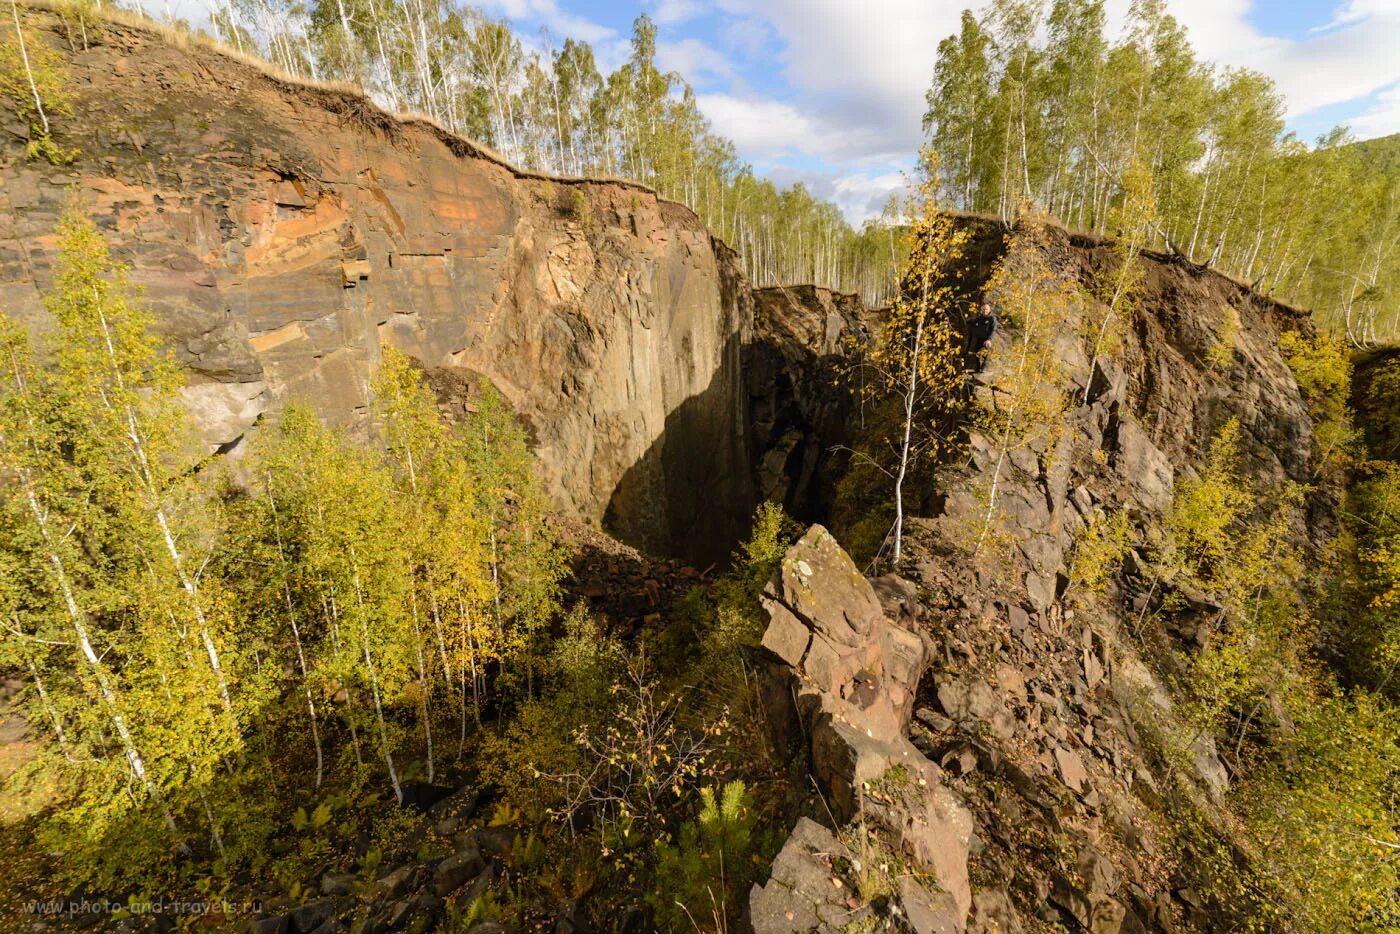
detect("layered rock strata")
(0, 10), (754, 563)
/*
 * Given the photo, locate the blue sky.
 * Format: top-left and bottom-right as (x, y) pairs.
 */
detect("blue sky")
(475, 0), (1400, 222)
(154, 0), (1400, 222)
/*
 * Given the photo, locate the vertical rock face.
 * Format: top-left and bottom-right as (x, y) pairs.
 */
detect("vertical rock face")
(0, 13), (754, 564)
(746, 286), (871, 523)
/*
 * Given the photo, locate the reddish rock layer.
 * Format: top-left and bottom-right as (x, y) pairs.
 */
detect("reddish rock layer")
(0, 10), (754, 562)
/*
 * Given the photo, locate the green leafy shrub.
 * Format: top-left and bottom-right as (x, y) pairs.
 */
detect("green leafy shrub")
(1068, 510), (1135, 602)
(1229, 691), (1400, 930)
(650, 781), (762, 932)
(1351, 465), (1400, 685)
(1162, 419), (1255, 589)
(1279, 330), (1356, 472)
(1205, 305), (1240, 370)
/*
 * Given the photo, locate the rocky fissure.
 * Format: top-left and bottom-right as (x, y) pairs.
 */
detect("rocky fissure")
(745, 285), (870, 525)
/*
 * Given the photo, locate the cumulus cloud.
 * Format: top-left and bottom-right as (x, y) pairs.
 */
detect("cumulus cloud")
(658, 38), (736, 86)
(695, 90), (918, 169)
(717, 0), (962, 156)
(1321, 0), (1400, 30)
(694, 94), (828, 158)
(1351, 81), (1400, 136)
(737, 0), (1400, 153)
(829, 170), (911, 223)
(721, 16), (773, 59)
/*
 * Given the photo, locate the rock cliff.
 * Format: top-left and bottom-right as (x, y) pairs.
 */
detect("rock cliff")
(0, 13), (1340, 932)
(0, 10), (756, 564)
(746, 222), (1322, 932)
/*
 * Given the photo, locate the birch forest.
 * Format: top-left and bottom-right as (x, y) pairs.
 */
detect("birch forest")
(924, 0), (1400, 345)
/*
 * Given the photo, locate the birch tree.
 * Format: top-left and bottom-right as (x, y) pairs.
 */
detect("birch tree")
(846, 156), (970, 564)
(1082, 156), (1156, 405)
(47, 211), (243, 731)
(0, 2), (75, 162)
(258, 405), (414, 803)
(970, 209), (1079, 556)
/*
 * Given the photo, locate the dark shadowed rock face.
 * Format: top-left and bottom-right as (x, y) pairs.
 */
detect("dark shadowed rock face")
(0, 12), (755, 565)
(746, 285), (871, 525)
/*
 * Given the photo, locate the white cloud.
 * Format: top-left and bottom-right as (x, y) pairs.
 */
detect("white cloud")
(830, 170), (911, 223)
(729, 0), (1400, 149)
(721, 0), (961, 149)
(650, 0), (706, 26)
(696, 90), (917, 168)
(694, 94), (827, 157)
(658, 38), (736, 86)
(753, 164), (912, 224)
(694, 1), (967, 222)
(1351, 81), (1400, 136)
(1321, 0), (1400, 30)
(720, 16), (772, 59)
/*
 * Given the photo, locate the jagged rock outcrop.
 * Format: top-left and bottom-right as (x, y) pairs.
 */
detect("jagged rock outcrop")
(936, 224), (1316, 616)
(752, 526), (974, 931)
(883, 223), (1321, 932)
(746, 222), (1325, 933)
(0, 10), (755, 564)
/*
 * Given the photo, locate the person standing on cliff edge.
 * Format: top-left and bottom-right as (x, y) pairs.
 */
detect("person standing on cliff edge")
(968, 301), (998, 359)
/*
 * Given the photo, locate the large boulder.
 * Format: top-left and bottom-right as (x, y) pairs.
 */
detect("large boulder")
(749, 818), (963, 934)
(762, 526), (928, 744)
(753, 526), (973, 926)
(749, 818), (863, 934)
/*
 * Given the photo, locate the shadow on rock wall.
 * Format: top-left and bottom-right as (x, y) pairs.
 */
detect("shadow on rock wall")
(603, 333), (757, 569)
